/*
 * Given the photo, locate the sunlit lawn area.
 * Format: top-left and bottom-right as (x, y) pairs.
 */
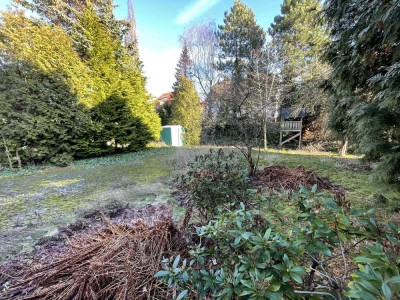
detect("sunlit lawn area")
(0, 146), (399, 261)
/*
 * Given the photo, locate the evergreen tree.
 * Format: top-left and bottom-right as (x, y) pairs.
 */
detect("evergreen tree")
(271, 0), (330, 115)
(78, 7), (161, 145)
(156, 103), (173, 126)
(170, 77), (202, 145)
(324, 0), (400, 183)
(175, 43), (192, 80)
(0, 7), (161, 163)
(120, 54), (162, 141)
(218, 0), (265, 81)
(216, 0), (266, 175)
(0, 11), (94, 104)
(83, 95), (152, 157)
(15, 0), (124, 53)
(77, 7), (121, 107)
(0, 61), (91, 166)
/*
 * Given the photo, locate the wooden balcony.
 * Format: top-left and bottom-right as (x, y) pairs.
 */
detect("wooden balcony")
(280, 121), (302, 132)
(279, 120), (303, 148)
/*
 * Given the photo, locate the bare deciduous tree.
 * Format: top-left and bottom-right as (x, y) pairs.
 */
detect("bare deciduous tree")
(180, 21), (221, 100)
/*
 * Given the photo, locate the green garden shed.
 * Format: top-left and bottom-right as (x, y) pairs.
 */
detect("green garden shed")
(161, 125), (185, 146)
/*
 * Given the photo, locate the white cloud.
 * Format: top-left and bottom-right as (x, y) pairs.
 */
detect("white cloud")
(175, 0), (221, 25)
(139, 46), (181, 97)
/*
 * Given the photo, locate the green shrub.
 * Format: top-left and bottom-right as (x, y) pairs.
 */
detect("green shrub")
(76, 95), (153, 158)
(0, 61), (92, 167)
(176, 149), (250, 220)
(157, 188), (400, 299)
(50, 153), (74, 167)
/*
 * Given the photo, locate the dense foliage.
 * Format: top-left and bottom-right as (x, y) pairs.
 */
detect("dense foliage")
(78, 7), (161, 139)
(157, 188), (400, 299)
(270, 0), (332, 147)
(0, 2), (160, 167)
(16, 0), (125, 51)
(77, 96), (152, 157)
(176, 149), (250, 220)
(0, 62), (91, 167)
(0, 11), (94, 104)
(156, 102), (173, 126)
(170, 76), (202, 145)
(271, 0), (330, 112)
(324, 0), (400, 183)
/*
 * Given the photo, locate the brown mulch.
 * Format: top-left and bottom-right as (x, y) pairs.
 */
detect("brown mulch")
(254, 165), (347, 202)
(337, 162), (373, 171)
(0, 204), (185, 300)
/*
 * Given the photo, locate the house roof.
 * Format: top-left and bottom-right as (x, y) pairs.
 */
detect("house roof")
(158, 92), (173, 101)
(156, 92), (174, 108)
(280, 108), (306, 119)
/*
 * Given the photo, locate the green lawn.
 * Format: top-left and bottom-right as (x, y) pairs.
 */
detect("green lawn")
(257, 149), (400, 221)
(0, 146), (399, 261)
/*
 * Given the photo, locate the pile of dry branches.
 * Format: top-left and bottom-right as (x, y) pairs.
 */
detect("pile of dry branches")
(255, 166), (346, 200)
(0, 206), (184, 300)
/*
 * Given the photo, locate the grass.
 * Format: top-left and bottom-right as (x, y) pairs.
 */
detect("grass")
(0, 147), (177, 261)
(257, 149), (400, 221)
(0, 146), (399, 262)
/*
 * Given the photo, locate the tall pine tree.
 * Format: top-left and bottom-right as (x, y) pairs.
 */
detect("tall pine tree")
(271, 0), (330, 116)
(216, 0), (266, 175)
(218, 0), (265, 81)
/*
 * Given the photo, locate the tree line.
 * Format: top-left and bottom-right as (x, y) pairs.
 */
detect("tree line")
(1, 0), (398, 184)
(0, 0), (161, 167)
(165, 0), (399, 182)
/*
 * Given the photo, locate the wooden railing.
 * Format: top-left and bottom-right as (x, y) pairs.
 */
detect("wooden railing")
(280, 121), (302, 131)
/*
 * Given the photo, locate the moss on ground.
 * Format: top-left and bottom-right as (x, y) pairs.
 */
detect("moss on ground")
(0, 146), (399, 262)
(39, 179), (82, 188)
(0, 148), (179, 261)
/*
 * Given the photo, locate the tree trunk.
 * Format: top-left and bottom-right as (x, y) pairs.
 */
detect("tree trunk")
(1, 135), (13, 169)
(15, 148), (22, 169)
(339, 138), (348, 157)
(246, 146), (255, 176)
(263, 119), (268, 150)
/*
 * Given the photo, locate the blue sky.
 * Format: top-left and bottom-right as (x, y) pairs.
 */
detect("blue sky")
(0, 0), (283, 96)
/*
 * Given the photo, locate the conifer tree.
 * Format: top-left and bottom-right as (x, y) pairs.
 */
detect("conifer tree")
(0, 11), (94, 104)
(175, 43), (192, 80)
(0, 61), (92, 166)
(15, 0), (124, 52)
(78, 7), (160, 152)
(0, 10), (94, 166)
(216, 0), (266, 175)
(77, 7), (121, 107)
(324, 0), (400, 183)
(271, 0), (330, 114)
(0, 7), (161, 163)
(170, 77), (202, 145)
(218, 0), (265, 81)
